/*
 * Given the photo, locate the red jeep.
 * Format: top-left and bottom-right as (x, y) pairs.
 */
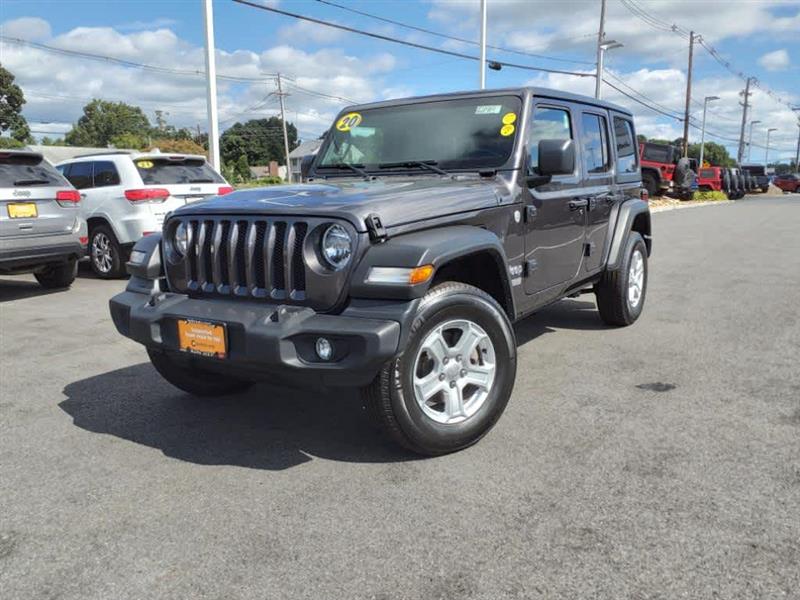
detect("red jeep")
(773, 174), (800, 193)
(696, 166), (724, 192)
(639, 142), (696, 199)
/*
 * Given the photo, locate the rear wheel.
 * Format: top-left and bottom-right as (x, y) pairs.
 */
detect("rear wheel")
(147, 348), (254, 396)
(595, 232), (648, 326)
(34, 259), (77, 289)
(363, 282), (516, 456)
(90, 224), (126, 278)
(642, 172), (658, 198)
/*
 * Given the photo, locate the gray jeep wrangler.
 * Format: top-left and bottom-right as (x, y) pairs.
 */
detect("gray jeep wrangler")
(110, 87), (651, 455)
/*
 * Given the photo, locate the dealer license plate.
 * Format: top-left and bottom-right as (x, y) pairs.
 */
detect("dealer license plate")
(177, 319), (227, 359)
(7, 203), (38, 218)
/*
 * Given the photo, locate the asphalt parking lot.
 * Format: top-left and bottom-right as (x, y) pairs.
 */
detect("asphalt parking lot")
(1, 196), (798, 599)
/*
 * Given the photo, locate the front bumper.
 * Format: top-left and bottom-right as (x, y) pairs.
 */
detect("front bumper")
(109, 288), (416, 387)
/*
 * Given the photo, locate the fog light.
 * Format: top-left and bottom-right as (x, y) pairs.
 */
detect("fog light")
(315, 337), (333, 361)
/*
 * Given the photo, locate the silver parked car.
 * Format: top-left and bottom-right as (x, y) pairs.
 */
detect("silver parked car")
(57, 151), (232, 278)
(0, 150), (87, 289)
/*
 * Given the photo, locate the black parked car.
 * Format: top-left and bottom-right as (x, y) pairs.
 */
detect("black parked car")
(110, 87), (651, 455)
(741, 164), (770, 193)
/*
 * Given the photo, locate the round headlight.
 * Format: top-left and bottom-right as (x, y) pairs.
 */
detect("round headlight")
(321, 224), (352, 269)
(173, 221), (189, 256)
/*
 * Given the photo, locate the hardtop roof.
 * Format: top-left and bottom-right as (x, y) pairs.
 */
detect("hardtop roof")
(338, 86), (633, 117)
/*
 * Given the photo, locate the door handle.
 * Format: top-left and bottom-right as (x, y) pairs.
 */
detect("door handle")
(569, 199), (588, 211)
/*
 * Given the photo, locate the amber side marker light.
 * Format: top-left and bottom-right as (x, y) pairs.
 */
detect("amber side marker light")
(408, 265), (435, 285)
(366, 264), (435, 285)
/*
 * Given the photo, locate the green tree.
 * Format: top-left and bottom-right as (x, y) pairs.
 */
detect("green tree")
(687, 141), (734, 167)
(0, 65), (31, 143)
(220, 117), (297, 166)
(65, 99), (151, 147)
(0, 137), (25, 149)
(235, 154), (251, 182)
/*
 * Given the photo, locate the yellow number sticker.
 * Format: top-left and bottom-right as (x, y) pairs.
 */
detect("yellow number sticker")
(336, 112), (362, 132)
(502, 112), (517, 125)
(500, 124), (515, 137)
(136, 160), (154, 169)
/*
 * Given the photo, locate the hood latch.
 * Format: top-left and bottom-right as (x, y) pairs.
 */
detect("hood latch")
(365, 213), (388, 243)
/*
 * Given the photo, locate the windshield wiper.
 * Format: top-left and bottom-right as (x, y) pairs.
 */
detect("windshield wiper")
(319, 163), (372, 179)
(378, 160), (450, 176)
(188, 178), (215, 183)
(14, 178), (51, 186)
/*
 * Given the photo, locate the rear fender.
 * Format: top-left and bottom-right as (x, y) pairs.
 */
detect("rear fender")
(606, 199), (651, 270)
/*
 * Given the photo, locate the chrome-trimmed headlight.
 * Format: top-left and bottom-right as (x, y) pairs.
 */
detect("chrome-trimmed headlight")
(173, 221), (189, 257)
(321, 224), (352, 270)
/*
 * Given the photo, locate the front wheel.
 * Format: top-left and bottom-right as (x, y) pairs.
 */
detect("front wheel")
(363, 282), (517, 456)
(34, 259), (77, 289)
(595, 232), (648, 326)
(147, 348), (254, 396)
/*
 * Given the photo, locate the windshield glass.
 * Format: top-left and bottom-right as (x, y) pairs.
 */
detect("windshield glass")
(317, 95), (522, 172)
(0, 154), (68, 187)
(135, 157), (224, 185)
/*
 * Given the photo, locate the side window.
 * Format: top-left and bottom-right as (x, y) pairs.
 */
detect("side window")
(613, 117), (638, 174)
(581, 113), (610, 174)
(93, 161), (120, 187)
(528, 106), (572, 173)
(64, 162), (93, 190)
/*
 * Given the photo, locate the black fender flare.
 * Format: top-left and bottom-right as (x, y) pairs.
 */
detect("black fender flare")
(606, 199), (651, 271)
(125, 233), (162, 280)
(349, 225), (513, 309)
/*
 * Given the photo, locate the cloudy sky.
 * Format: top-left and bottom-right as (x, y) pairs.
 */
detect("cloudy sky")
(1, 0), (798, 162)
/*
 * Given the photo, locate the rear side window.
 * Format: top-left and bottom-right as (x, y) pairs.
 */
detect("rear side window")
(612, 117), (637, 174)
(134, 158), (223, 185)
(0, 154), (69, 187)
(94, 161), (120, 187)
(64, 162), (93, 189)
(699, 168), (716, 178)
(642, 144), (673, 163)
(528, 106), (572, 172)
(581, 113), (610, 174)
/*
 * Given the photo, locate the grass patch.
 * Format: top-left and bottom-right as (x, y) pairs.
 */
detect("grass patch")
(692, 190), (728, 202)
(236, 176), (285, 189)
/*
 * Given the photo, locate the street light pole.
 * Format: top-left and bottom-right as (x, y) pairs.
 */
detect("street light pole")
(699, 95), (719, 167)
(202, 0), (220, 171)
(794, 107), (800, 172)
(747, 120), (761, 162)
(595, 40), (623, 100)
(594, 0), (607, 99)
(479, 0), (487, 89)
(765, 127), (777, 167)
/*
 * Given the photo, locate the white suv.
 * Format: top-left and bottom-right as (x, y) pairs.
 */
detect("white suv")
(57, 151), (232, 278)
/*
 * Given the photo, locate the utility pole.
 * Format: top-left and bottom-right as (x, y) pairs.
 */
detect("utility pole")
(737, 77), (754, 165)
(747, 120), (761, 162)
(681, 31), (695, 157)
(765, 127), (777, 166)
(699, 95), (719, 167)
(594, 0), (607, 99)
(202, 0), (220, 170)
(479, 0), (487, 89)
(276, 73), (292, 184)
(794, 108), (800, 172)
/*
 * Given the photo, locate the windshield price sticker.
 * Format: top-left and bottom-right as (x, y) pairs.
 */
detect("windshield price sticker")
(137, 160), (154, 169)
(336, 112), (363, 132)
(502, 112), (517, 125)
(475, 105), (502, 115)
(500, 124), (515, 137)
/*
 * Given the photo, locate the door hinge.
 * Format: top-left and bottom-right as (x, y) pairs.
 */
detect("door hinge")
(584, 242), (595, 257)
(365, 213), (387, 243)
(525, 205), (537, 222)
(525, 259), (538, 276)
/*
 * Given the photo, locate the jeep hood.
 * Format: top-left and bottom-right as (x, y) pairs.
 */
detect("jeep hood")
(171, 177), (504, 232)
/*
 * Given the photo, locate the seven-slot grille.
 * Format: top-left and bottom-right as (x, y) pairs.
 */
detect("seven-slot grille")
(182, 217), (309, 300)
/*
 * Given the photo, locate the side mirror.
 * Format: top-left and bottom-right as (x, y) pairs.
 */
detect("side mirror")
(300, 154), (315, 181)
(526, 139), (575, 188)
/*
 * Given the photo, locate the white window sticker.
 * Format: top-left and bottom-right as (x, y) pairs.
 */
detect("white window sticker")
(475, 105), (502, 115)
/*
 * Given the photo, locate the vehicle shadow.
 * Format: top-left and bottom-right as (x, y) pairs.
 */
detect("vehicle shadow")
(60, 363), (415, 471)
(0, 277), (67, 303)
(514, 298), (608, 346)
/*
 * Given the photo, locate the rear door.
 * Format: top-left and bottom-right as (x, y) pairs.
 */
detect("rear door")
(0, 152), (77, 239)
(523, 102), (586, 295)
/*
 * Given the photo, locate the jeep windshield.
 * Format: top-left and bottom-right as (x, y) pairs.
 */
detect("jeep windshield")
(316, 95), (522, 175)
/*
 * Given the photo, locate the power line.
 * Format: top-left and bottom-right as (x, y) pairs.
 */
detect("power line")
(312, 0), (595, 66)
(231, 0), (594, 79)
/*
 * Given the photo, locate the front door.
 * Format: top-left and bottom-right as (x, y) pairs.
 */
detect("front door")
(523, 102), (586, 296)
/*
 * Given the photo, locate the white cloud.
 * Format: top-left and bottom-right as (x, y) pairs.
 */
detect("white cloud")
(758, 49), (791, 72)
(117, 18), (179, 32)
(0, 17), (51, 40)
(278, 19), (345, 44)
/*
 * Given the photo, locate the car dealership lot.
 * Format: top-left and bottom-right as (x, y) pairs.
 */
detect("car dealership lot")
(1, 196), (798, 599)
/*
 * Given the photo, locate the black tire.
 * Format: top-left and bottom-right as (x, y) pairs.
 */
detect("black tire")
(34, 259), (77, 289)
(89, 224), (126, 278)
(642, 172), (658, 198)
(595, 232), (648, 327)
(362, 282), (517, 456)
(147, 348), (254, 396)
